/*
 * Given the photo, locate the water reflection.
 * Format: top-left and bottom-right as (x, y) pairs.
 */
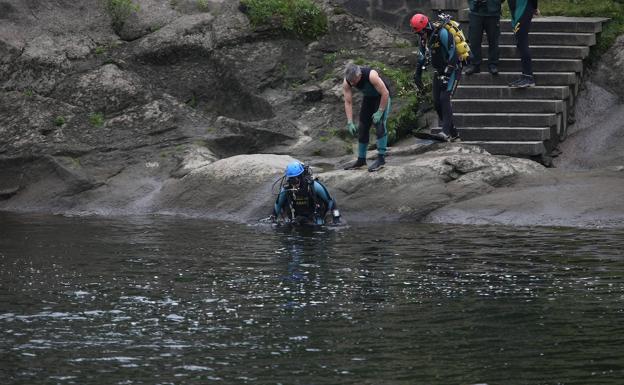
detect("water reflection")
(1, 213), (623, 384)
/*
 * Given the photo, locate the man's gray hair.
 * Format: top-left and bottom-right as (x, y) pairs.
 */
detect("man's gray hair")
(344, 62), (361, 83)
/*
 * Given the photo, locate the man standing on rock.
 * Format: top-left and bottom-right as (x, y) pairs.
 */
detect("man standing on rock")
(342, 62), (392, 172)
(465, 0), (504, 76)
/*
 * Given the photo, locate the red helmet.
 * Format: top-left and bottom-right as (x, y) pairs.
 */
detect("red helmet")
(410, 13), (429, 32)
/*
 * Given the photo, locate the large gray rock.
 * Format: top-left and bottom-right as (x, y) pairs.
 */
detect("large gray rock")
(426, 170), (624, 228)
(593, 34), (624, 101)
(53, 64), (151, 113)
(155, 153), (297, 220)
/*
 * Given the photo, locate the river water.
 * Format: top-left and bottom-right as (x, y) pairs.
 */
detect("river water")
(1, 212), (623, 385)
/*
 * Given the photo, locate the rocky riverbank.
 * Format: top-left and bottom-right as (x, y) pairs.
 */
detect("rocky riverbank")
(1, 0), (623, 228)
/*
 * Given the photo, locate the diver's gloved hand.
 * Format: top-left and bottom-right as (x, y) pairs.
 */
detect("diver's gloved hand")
(372, 109), (384, 124)
(332, 209), (340, 225)
(347, 121), (357, 136)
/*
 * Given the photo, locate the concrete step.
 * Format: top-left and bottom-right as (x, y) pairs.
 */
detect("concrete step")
(455, 85), (570, 100)
(431, 0), (466, 11)
(431, 126), (550, 141)
(462, 140), (547, 156)
(501, 17), (608, 33)
(454, 112), (559, 127)
(453, 99), (565, 114)
(497, 32), (596, 46)
(478, 58), (583, 73)
(461, 71), (578, 87)
(483, 45), (590, 59)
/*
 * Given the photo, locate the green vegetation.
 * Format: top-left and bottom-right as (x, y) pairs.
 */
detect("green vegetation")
(240, 0), (328, 40)
(94, 46), (106, 55)
(386, 74), (433, 144)
(186, 95), (197, 109)
(89, 112), (105, 127)
(323, 53), (337, 65)
(503, 0), (624, 60)
(23, 89), (33, 97)
(54, 116), (66, 126)
(196, 0), (208, 11)
(105, 0), (140, 34)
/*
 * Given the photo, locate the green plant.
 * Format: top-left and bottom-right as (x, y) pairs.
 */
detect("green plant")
(393, 41), (411, 49)
(54, 116), (66, 126)
(23, 89), (33, 97)
(89, 112), (105, 127)
(240, 0), (328, 40)
(105, 0), (140, 33)
(196, 0), (208, 11)
(319, 135), (329, 142)
(186, 95), (197, 109)
(94, 46), (106, 55)
(323, 52), (337, 64)
(312, 149), (322, 156)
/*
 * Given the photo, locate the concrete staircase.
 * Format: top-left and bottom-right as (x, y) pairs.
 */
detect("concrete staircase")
(431, 16), (609, 162)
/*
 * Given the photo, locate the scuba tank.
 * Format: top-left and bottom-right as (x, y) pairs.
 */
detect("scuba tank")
(436, 13), (471, 62)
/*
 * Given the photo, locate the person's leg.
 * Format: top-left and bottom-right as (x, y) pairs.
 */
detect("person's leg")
(345, 98), (375, 169)
(516, 6), (533, 76)
(368, 97), (392, 172)
(484, 14), (501, 72)
(446, 69), (461, 138)
(438, 89), (454, 137)
(466, 13), (484, 74)
(510, 6), (535, 87)
(432, 75), (443, 123)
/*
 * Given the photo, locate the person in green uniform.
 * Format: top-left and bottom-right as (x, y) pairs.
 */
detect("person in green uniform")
(508, 0), (539, 87)
(464, 0), (504, 76)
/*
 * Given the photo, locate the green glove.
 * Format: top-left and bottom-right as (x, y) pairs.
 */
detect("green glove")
(372, 109), (384, 124)
(347, 121), (357, 136)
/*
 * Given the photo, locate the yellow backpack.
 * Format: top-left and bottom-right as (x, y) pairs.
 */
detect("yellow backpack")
(434, 14), (471, 62)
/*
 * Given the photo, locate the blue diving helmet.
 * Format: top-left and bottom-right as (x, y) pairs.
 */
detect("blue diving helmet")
(285, 162), (305, 178)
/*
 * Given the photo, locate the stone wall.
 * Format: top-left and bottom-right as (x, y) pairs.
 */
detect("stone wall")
(331, 0), (466, 30)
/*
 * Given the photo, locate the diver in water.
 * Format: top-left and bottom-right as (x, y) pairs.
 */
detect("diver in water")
(272, 162), (340, 226)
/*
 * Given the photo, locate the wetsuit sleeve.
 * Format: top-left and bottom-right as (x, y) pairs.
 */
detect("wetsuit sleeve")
(440, 28), (458, 74)
(313, 181), (335, 211)
(416, 41), (426, 68)
(274, 189), (287, 216)
(413, 40), (426, 86)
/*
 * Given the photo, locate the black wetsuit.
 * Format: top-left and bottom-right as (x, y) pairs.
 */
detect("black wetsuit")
(416, 25), (462, 137)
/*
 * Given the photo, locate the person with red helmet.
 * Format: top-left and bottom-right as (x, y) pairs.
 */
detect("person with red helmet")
(412, 13), (462, 142)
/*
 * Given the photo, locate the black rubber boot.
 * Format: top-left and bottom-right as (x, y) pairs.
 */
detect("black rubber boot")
(464, 65), (480, 76)
(344, 157), (367, 170)
(367, 155), (385, 172)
